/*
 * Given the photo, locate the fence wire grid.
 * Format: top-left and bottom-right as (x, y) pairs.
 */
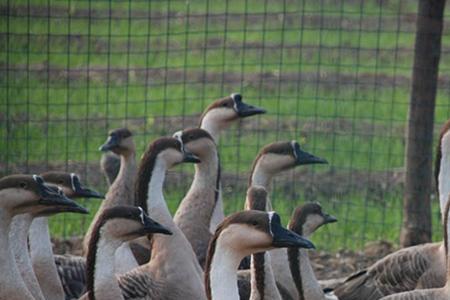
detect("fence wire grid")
(1, 0), (450, 251)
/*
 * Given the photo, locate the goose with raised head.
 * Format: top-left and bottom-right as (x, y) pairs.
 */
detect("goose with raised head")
(29, 172), (101, 300)
(172, 128), (220, 267)
(287, 203), (338, 300)
(246, 140), (327, 211)
(244, 140), (327, 299)
(332, 119), (450, 300)
(83, 128), (137, 255)
(0, 174), (86, 300)
(205, 210), (315, 300)
(199, 93), (266, 233)
(78, 206), (171, 300)
(9, 176), (89, 300)
(117, 137), (206, 300)
(379, 198), (450, 300)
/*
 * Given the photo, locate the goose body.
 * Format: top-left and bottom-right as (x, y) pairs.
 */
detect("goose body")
(205, 210), (315, 300)
(379, 199), (450, 300)
(172, 128), (220, 267)
(333, 119), (450, 299)
(117, 137), (206, 300)
(0, 175), (86, 300)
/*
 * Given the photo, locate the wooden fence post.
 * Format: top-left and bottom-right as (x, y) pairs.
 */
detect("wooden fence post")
(400, 0), (446, 247)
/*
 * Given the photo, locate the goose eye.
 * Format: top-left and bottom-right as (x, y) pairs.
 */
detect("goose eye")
(20, 182), (28, 189)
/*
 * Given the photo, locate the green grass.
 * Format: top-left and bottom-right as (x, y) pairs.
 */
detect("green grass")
(2, 0), (450, 251)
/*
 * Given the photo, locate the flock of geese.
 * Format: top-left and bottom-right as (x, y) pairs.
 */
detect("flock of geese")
(1, 93), (450, 300)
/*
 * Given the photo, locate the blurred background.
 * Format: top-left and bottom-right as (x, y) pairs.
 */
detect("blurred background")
(1, 0), (450, 251)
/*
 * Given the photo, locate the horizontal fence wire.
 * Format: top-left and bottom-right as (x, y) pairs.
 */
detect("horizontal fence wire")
(1, 0), (450, 251)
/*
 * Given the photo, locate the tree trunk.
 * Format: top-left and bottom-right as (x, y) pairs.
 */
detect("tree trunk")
(400, 0), (446, 247)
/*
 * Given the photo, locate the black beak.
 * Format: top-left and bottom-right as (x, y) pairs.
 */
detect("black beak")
(142, 216), (172, 235)
(293, 142), (328, 165)
(99, 134), (119, 152)
(232, 93), (266, 117)
(270, 213), (315, 249)
(182, 150), (201, 164)
(34, 176), (89, 214)
(323, 213), (338, 224)
(71, 175), (104, 199)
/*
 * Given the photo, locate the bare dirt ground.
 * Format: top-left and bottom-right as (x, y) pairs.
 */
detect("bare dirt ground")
(52, 236), (394, 282)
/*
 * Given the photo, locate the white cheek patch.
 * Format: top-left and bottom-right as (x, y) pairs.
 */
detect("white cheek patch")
(70, 173), (77, 191)
(32, 174), (39, 183)
(172, 130), (183, 142)
(138, 206), (145, 224)
(268, 211), (275, 237)
(291, 140), (298, 160)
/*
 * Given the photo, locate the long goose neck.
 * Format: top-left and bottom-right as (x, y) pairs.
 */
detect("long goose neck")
(288, 247), (324, 300)
(145, 159), (173, 226)
(250, 252), (282, 300)
(207, 239), (242, 300)
(10, 214), (46, 300)
(439, 134), (450, 217)
(87, 230), (123, 300)
(248, 162), (273, 211)
(250, 161), (273, 190)
(29, 217), (65, 300)
(0, 210), (35, 300)
(187, 149), (220, 221)
(200, 118), (221, 144)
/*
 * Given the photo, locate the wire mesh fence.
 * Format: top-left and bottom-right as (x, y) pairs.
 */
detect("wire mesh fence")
(1, 0), (450, 250)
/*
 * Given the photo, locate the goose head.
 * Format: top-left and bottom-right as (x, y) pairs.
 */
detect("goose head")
(249, 141), (327, 185)
(173, 128), (216, 159)
(288, 203), (337, 237)
(99, 128), (135, 156)
(0, 174), (88, 216)
(93, 206), (172, 241)
(199, 94), (266, 134)
(210, 210), (314, 259)
(41, 171), (103, 199)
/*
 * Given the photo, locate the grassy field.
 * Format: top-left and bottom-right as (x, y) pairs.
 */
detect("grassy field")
(1, 0), (450, 250)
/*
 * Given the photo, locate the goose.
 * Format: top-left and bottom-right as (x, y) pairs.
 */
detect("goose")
(204, 210), (315, 300)
(117, 137), (207, 300)
(172, 128), (220, 267)
(9, 177), (89, 300)
(0, 174), (86, 300)
(379, 198), (450, 300)
(332, 119), (450, 299)
(83, 128), (139, 275)
(29, 172), (102, 300)
(287, 203), (338, 300)
(78, 206), (172, 300)
(198, 93), (266, 233)
(244, 140), (327, 298)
